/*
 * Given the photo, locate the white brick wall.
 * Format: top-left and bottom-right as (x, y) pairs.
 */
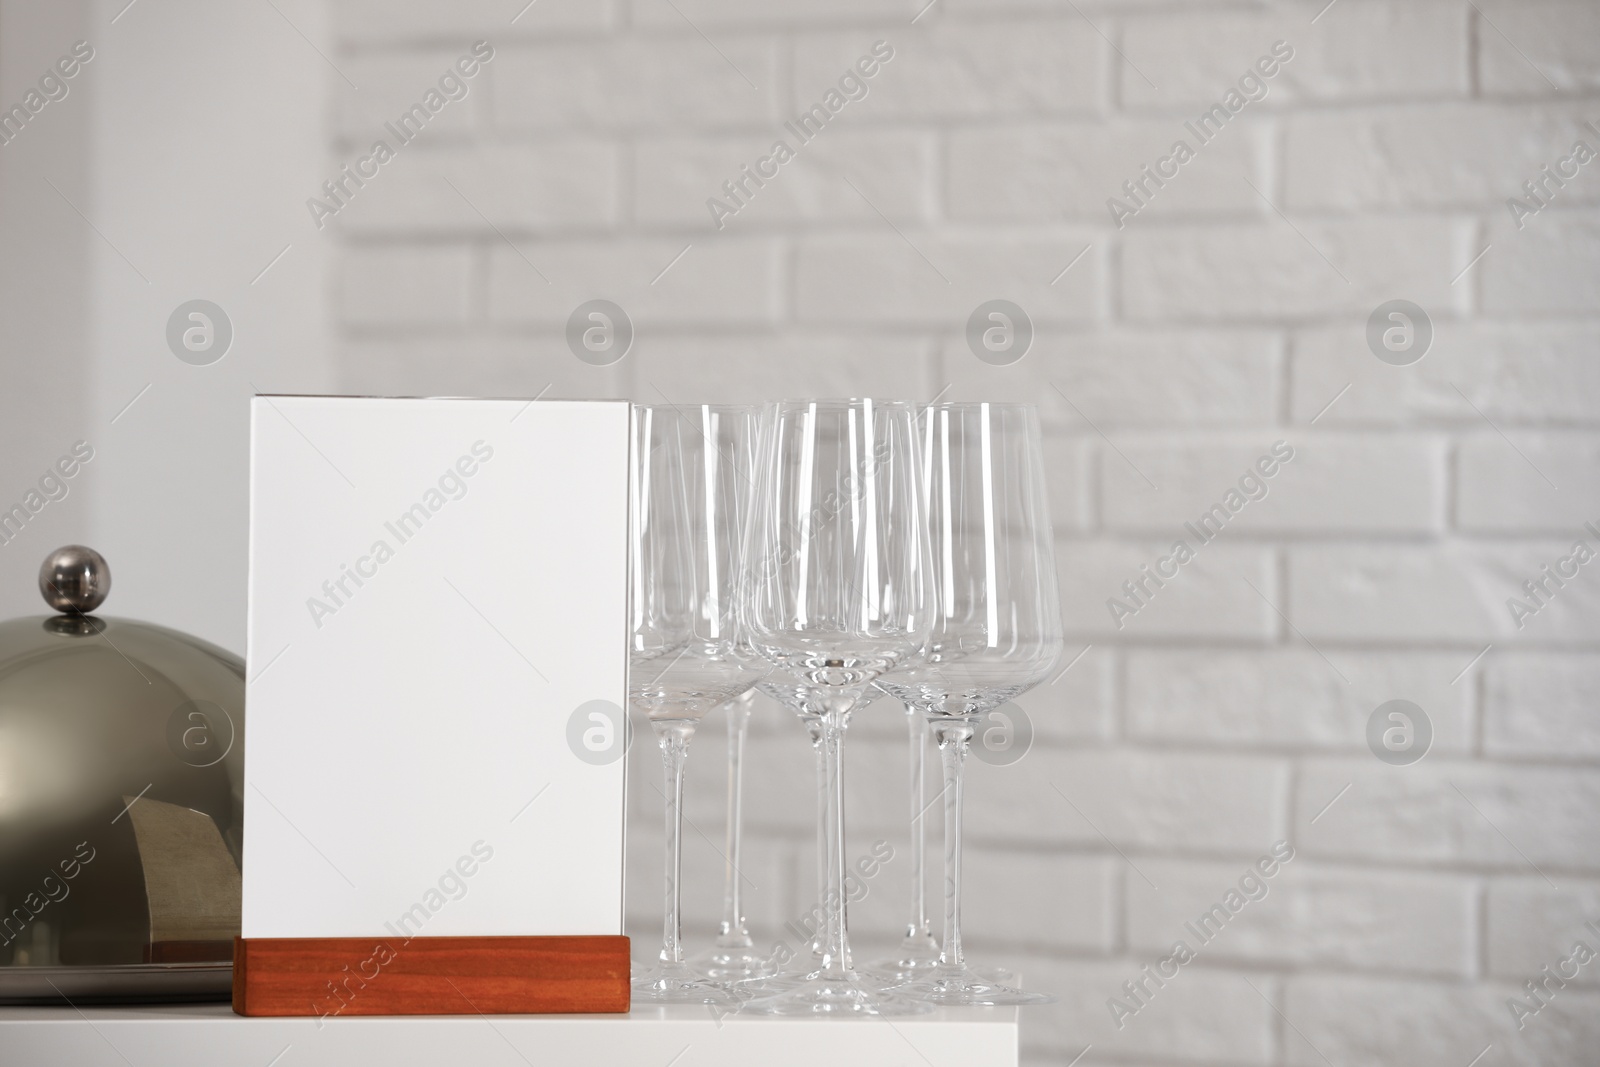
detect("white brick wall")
(1118, 3), (1467, 106)
(1126, 860), (1476, 975)
(326, 1), (1600, 1062)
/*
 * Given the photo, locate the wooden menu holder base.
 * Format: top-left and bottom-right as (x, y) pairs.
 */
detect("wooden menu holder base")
(232, 935), (630, 1017)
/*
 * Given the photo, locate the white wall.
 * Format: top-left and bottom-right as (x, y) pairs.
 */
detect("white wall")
(0, 0), (332, 650)
(0, 0), (94, 621)
(321, 2), (1600, 1065)
(84, 0), (333, 653)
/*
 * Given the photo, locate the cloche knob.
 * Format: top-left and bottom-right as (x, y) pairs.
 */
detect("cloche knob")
(38, 545), (111, 614)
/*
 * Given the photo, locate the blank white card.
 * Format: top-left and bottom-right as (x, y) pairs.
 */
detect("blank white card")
(243, 397), (630, 940)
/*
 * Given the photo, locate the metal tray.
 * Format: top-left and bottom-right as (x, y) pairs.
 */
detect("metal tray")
(0, 964), (231, 1005)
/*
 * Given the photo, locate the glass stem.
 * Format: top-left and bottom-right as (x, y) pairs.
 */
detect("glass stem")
(654, 719), (696, 966)
(715, 691), (755, 949)
(807, 718), (827, 960)
(819, 698), (856, 981)
(932, 718), (974, 972)
(904, 703), (931, 945)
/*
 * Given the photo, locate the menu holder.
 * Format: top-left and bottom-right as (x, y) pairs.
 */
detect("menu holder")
(238, 397), (632, 1016)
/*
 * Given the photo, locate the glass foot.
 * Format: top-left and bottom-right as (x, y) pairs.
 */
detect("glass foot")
(866, 953), (1013, 985)
(691, 945), (777, 983)
(727, 956), (823, 995)
(895, 965), (1054, 1006)
(633, 961), (737, 1004)
(741, 971), (932, 1016)
(863, 930), (938, 981)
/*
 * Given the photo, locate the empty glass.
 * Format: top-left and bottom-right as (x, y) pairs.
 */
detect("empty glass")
(738, 399), (934, 1016)
(630, 404), (764, 1003)
(883, 403), (1063, 1006)
(684, 408), (772, 986)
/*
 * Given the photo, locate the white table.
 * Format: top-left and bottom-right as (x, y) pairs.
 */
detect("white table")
(0, 1002), (1019, 1066)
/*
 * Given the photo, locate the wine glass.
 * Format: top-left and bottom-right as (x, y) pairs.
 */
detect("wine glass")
(630, 404), (764, 1003)
(883, 402), (1062, 1006)
(653, 406), (773, 987)
(738, 398), (934, 1016)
